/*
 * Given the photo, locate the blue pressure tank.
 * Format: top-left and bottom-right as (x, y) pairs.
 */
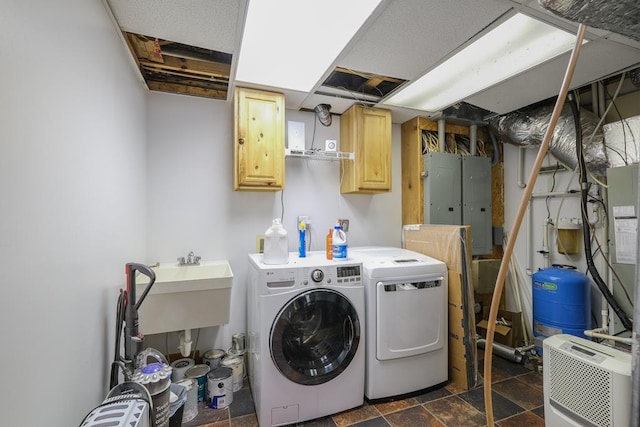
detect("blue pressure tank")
(532, 265), (591, 354)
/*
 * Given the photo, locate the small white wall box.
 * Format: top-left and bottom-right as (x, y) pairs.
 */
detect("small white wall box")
(287, 121), (305, 150)
(325, 139), (337, 151)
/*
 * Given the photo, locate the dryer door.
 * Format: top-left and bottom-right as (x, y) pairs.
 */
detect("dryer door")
(270, 289), (361, 385)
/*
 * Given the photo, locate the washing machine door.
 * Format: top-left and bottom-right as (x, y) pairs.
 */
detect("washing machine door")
(270, 289), (360, 385)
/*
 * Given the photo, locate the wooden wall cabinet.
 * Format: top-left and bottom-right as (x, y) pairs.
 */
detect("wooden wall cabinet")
(234, 87), (285, 191)
(340, 105), (392, 194)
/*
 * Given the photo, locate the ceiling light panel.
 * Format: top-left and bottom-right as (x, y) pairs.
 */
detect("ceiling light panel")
(384, 13), (580, 112)
(236, 0), (382, 92)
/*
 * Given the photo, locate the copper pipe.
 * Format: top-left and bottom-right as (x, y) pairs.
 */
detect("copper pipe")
(483, 23), (588, 426)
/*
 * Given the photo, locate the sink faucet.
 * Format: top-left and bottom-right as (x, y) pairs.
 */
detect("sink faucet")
(178, 251), (201, 266)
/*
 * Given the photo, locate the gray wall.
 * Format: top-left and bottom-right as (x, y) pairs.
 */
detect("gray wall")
(0, 0), (148, 425)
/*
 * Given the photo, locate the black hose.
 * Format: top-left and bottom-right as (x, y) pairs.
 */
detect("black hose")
(109, 290), (127, 389)
(568, 94), (633, 330)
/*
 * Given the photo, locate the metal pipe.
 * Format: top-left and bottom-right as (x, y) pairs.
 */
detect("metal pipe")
(438, 119), (446, 152)
(470, 124), (478, 155)
(517, 147), (526, 188)
(530, 191), (581, 199)
(478, 339), (523, 363)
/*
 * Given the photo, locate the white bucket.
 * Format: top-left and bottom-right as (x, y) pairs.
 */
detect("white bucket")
(221, 356), (244, 392)
(207, 367), (233, 409)
(170, 357), (195, 382)
(174, 378), (198, 423)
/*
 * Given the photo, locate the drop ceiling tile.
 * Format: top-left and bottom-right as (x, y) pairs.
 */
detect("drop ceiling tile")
(106, 0), (243, 53)
(338, 0), (512, 80)
(465, 38), (640, 114)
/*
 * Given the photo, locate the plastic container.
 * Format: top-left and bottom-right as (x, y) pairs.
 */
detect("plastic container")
(263, 218), (289, 264)
(532, 265), (591, 354)
(299, 221), (306, 258)
(332, 224), (347, 259)
(326, 228), (333, 260)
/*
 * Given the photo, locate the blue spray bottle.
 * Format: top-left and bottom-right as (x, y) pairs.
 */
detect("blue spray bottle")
(298, 221), (306, 258)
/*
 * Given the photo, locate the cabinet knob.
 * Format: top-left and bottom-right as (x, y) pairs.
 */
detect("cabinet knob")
(239, 137), (245, 145)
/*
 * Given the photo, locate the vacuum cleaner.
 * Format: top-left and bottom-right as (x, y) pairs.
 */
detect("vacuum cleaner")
(109, 262), (157, 389)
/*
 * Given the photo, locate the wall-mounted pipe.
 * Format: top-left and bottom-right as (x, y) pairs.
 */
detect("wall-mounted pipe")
(438, 119), (446, 152)
(518, 147), (526, 188)
(584, 330), (632, 345)
(470, 124), (478, 155)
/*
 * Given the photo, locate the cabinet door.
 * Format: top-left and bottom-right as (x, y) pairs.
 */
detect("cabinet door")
(234, 88), (285, 191)
(340, 105), (391, 194)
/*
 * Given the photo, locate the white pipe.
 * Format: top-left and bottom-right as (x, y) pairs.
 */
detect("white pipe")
(518, 147), (526, 188)
(584, 330), (632, 345)
(530, 191), (581, 199)
(542, 219), (551, 269)
(438, 119), (446, 152)
(178, 329), (193, 357)
(470, 124), (478, 156)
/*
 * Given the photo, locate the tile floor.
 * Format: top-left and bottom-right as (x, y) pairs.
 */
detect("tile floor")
(183, 356), (544, 427)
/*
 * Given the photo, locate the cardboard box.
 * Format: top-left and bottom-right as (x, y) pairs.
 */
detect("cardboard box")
(403, 224), (478, 390)
(471, 259), (501, 294)
(476, 309), (523, 348)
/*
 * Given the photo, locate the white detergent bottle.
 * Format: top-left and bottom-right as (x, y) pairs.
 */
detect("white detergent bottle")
(263, 218), (289, 264)
(332, 223), (347, 260)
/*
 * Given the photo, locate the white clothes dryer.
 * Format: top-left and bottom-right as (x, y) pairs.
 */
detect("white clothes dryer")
(247, 252), (365, 426)
(349, 247), (448, 401)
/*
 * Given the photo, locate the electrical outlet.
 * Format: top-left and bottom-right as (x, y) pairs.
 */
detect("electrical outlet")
(297, 215), (311, 230)
(338, 219), (349, 232)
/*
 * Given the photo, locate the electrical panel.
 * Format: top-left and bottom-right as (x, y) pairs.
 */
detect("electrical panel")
(462, 156), (493, 255)
(606, 164), (637, 335)
(423, 152), (492, 255)
(424, 152), (462, 225)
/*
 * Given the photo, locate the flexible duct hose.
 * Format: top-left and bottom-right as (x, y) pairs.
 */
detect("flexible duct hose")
(483, 24), (587, 427)
(568, 94), (633, 330)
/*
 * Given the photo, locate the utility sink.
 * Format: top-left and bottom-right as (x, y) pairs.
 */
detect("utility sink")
(135, 260), (233, 335)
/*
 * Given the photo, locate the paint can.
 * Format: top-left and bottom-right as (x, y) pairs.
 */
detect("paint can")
(202, 349), (226, 369)
(170, 357), (195, 382)
(221, 356), (244, 392)
(207, 367), (233, 409)
(231, 333), (246, 353)
(184, 364), (210, 402)
(174, 378), (198, 423)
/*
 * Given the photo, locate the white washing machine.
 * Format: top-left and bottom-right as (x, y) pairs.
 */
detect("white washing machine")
(247, 252), (365, 426)
(349, 246), (448, 401)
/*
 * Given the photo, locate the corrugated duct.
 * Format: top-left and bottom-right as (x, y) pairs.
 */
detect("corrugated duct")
(488, 104), (607, 176)
(539, 0), (640, 43)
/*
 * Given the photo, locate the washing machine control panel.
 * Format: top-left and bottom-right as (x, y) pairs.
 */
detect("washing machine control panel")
(300, 264), (362, 287)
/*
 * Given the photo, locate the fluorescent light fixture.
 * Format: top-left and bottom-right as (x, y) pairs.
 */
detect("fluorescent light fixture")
(384, 13), (581, 112)
(236, 0), (382, 92)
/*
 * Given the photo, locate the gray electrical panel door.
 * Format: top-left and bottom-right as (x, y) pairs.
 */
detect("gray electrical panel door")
(462, 156), (493, 255)
(606, 164), (637, 335)
(423, 152), (462, 225)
